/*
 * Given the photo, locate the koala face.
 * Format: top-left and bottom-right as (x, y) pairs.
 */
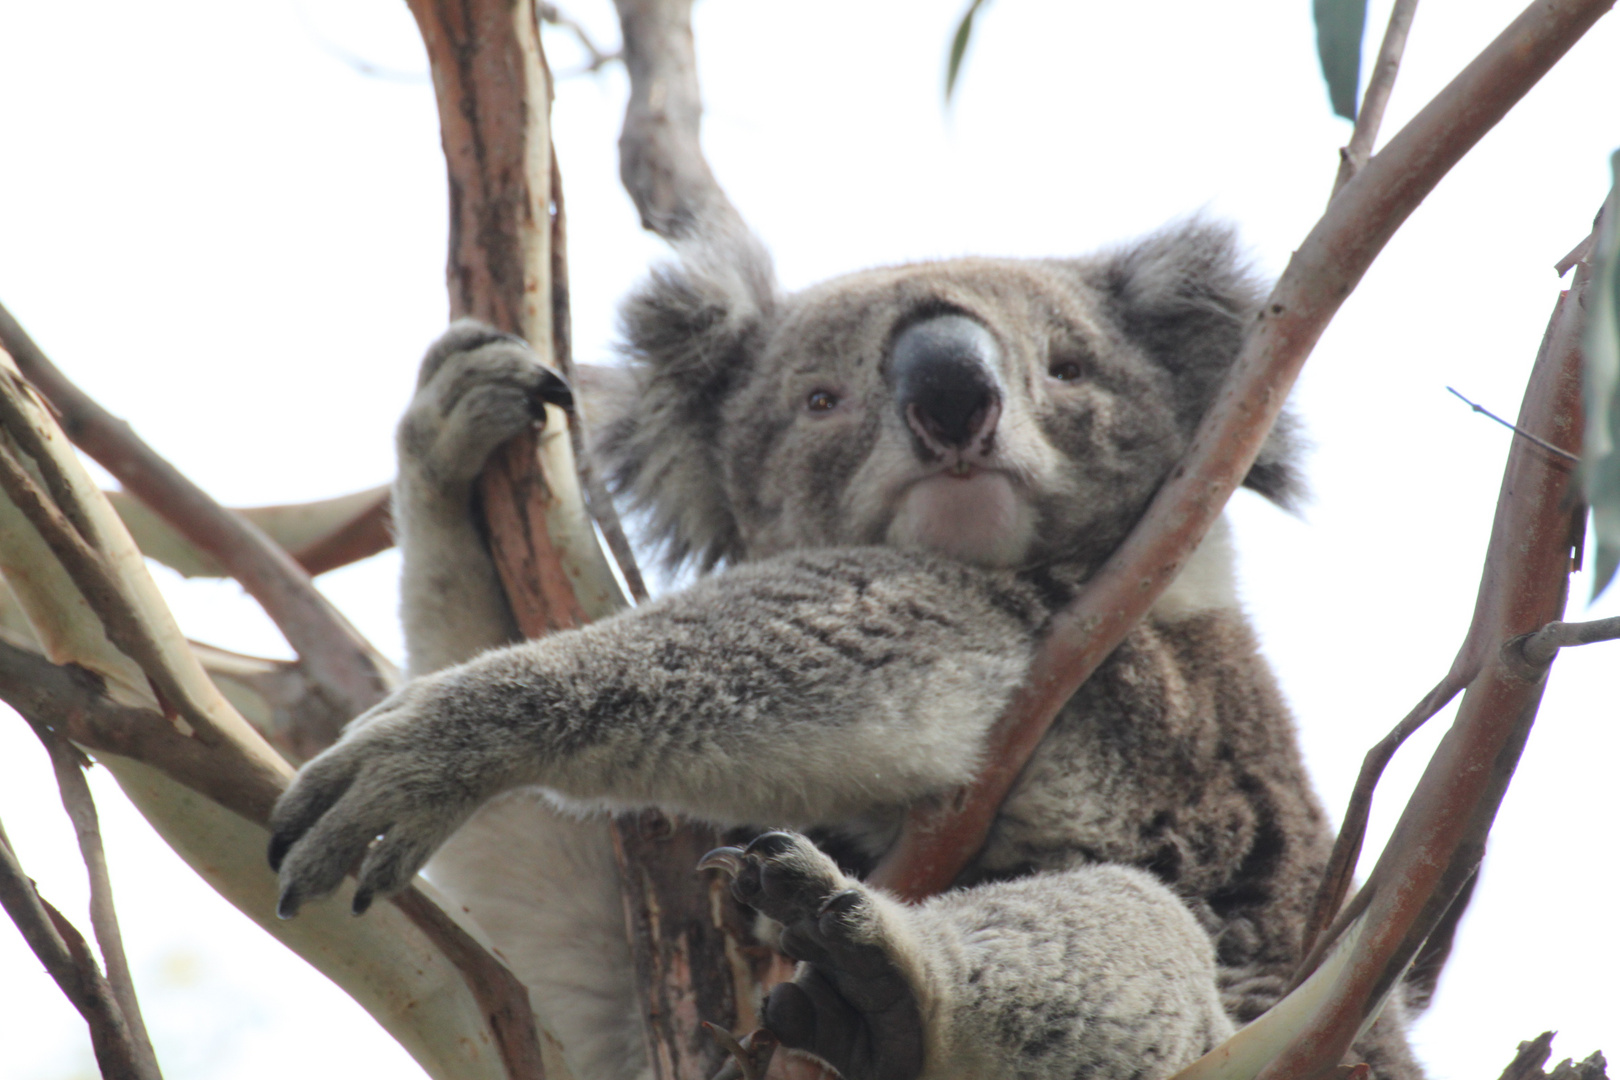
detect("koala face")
(599, 220), (1299, 573)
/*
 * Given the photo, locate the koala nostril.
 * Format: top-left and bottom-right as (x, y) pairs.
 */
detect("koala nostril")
(889, 315), (1002, 451)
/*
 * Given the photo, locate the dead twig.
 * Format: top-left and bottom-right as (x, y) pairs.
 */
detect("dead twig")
(868, 0), (1614, 905)
(0, 303), (395, 744)
(1332, 0), (1420, 196)
(0, 817), (161, 1080)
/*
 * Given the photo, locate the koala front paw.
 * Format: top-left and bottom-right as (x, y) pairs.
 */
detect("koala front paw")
(397, 320), (573, 491)
(703, 832), (926, 1080)
(267, 680), (494, 919)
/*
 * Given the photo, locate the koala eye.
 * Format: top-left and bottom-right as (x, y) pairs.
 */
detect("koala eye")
(806, 389), (840, 413)
(1048, 359), (1086, 382)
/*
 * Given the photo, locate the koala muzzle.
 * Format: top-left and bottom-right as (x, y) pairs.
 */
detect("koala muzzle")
(889, 314), (1002, 459)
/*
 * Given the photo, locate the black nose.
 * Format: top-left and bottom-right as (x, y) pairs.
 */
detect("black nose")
(888, 315), (1002, 451)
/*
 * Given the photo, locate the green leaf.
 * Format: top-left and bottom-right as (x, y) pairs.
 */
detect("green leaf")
(1313, 0), (1367, 121)
(945, 0), (992, 104)
(1583, 149), (1620, 600)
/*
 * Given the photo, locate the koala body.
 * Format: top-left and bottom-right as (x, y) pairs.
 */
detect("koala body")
(270, 221), (1421, 1080)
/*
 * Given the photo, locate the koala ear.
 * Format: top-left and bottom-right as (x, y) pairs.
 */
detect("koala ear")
(1099, 218), (1306, 511)
(592, 224), (779, 571)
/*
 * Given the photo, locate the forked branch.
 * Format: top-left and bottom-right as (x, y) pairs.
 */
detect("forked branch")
(0, 303), (395, 744)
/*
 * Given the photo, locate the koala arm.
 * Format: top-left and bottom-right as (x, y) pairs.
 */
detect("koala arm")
(269, 546), (1051, 916)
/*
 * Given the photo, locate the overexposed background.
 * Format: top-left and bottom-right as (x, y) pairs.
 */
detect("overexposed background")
(0, 1), (1616, 1077)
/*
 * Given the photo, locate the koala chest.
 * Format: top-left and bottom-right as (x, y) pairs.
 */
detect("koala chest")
(970, 609), (1333, 973)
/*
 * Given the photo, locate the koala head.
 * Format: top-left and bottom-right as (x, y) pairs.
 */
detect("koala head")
(592, 219), (1301, 574)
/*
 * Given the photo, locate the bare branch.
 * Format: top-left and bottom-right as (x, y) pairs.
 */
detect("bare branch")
(0, 414), (219, 742)
(870, 0), (1615, 903)
(613, 0), (744, 240)
(1517, 613), (1620, 666)
(1296, 669), (1471, 963)
(1332, 0), (1420, 196)
(36, 725), (159, 1072)
(1253, 230), (1592, 1080)
(548, 151), (649, 602)
(0, 304), (396, 742)
(538, 2), (622, 73)
(0, 818), (160, 1080)
(0, 634), (551, 1080)
(1447, 385), (1581, 462)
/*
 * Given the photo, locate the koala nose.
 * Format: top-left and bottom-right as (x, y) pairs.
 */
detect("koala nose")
(889, 315), (1002, 452)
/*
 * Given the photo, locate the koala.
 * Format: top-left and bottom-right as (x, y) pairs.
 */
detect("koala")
(268, 219), (1424, 1080)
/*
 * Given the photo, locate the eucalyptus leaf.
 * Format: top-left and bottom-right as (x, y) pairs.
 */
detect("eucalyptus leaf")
(1313, 0), (1367, 121)
(1582, 150), (1620, 599)
(945, 0), (992, 104)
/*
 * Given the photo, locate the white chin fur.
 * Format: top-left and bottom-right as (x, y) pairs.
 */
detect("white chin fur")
(887, 471), (1034, 567)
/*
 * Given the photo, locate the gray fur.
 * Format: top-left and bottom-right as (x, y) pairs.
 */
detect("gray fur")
(269, 219), (1416, 1080)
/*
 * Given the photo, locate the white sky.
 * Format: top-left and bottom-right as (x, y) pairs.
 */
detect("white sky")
(0, 1), (1616, 1078)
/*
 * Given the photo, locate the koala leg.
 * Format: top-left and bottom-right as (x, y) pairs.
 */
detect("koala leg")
(394, 320), (571, 676)
(711, 832), (1231, 1080)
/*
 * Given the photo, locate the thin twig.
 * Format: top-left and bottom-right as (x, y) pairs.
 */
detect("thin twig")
(1447, 385), (1582, 461)
(36, 725), (160, 1072)
(1517, 614), (1620, 666)
(871, 0), (1615, 904)
(548, 147), (649, 602)
(0, 303), (396, 742)
(1332, 0), (1421, 196)
(538, 2), (622, 73)
(1295, 669), (1472, 966)
(0, 818), (161, 1080)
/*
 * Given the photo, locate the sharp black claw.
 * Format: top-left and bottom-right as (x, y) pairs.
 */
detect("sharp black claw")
(534, 369), (575, 412)
(352, 887), (374, 916)
(277, 887), (301, 921)
(697, 845), (748, 878)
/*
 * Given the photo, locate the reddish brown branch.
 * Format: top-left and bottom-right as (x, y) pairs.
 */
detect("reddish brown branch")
(0, 817), (161, 1080)
(869, 0), (1614, 904)
(1258, 242), (1591, 1080)
(288, 489), (394, 576)
(0, 303), (394, 743)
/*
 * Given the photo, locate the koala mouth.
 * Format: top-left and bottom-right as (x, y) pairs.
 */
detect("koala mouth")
(887, 467), (1035, 567)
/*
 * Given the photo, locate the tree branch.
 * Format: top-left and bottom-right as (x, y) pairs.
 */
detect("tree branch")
(1516, 613), (1620, 666)
(1252, 234), (1591, 1080)
(1332, 0), (1420, 196)
(0, 817), (160, 1080)
(868, 0), (1614, 904)
(613, 0), (744, 240)
(0, 304), (396, 745)
(36, 724), (159, 1071)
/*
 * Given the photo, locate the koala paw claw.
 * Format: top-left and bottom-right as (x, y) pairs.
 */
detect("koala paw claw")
(720, 832), (926, 1080)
